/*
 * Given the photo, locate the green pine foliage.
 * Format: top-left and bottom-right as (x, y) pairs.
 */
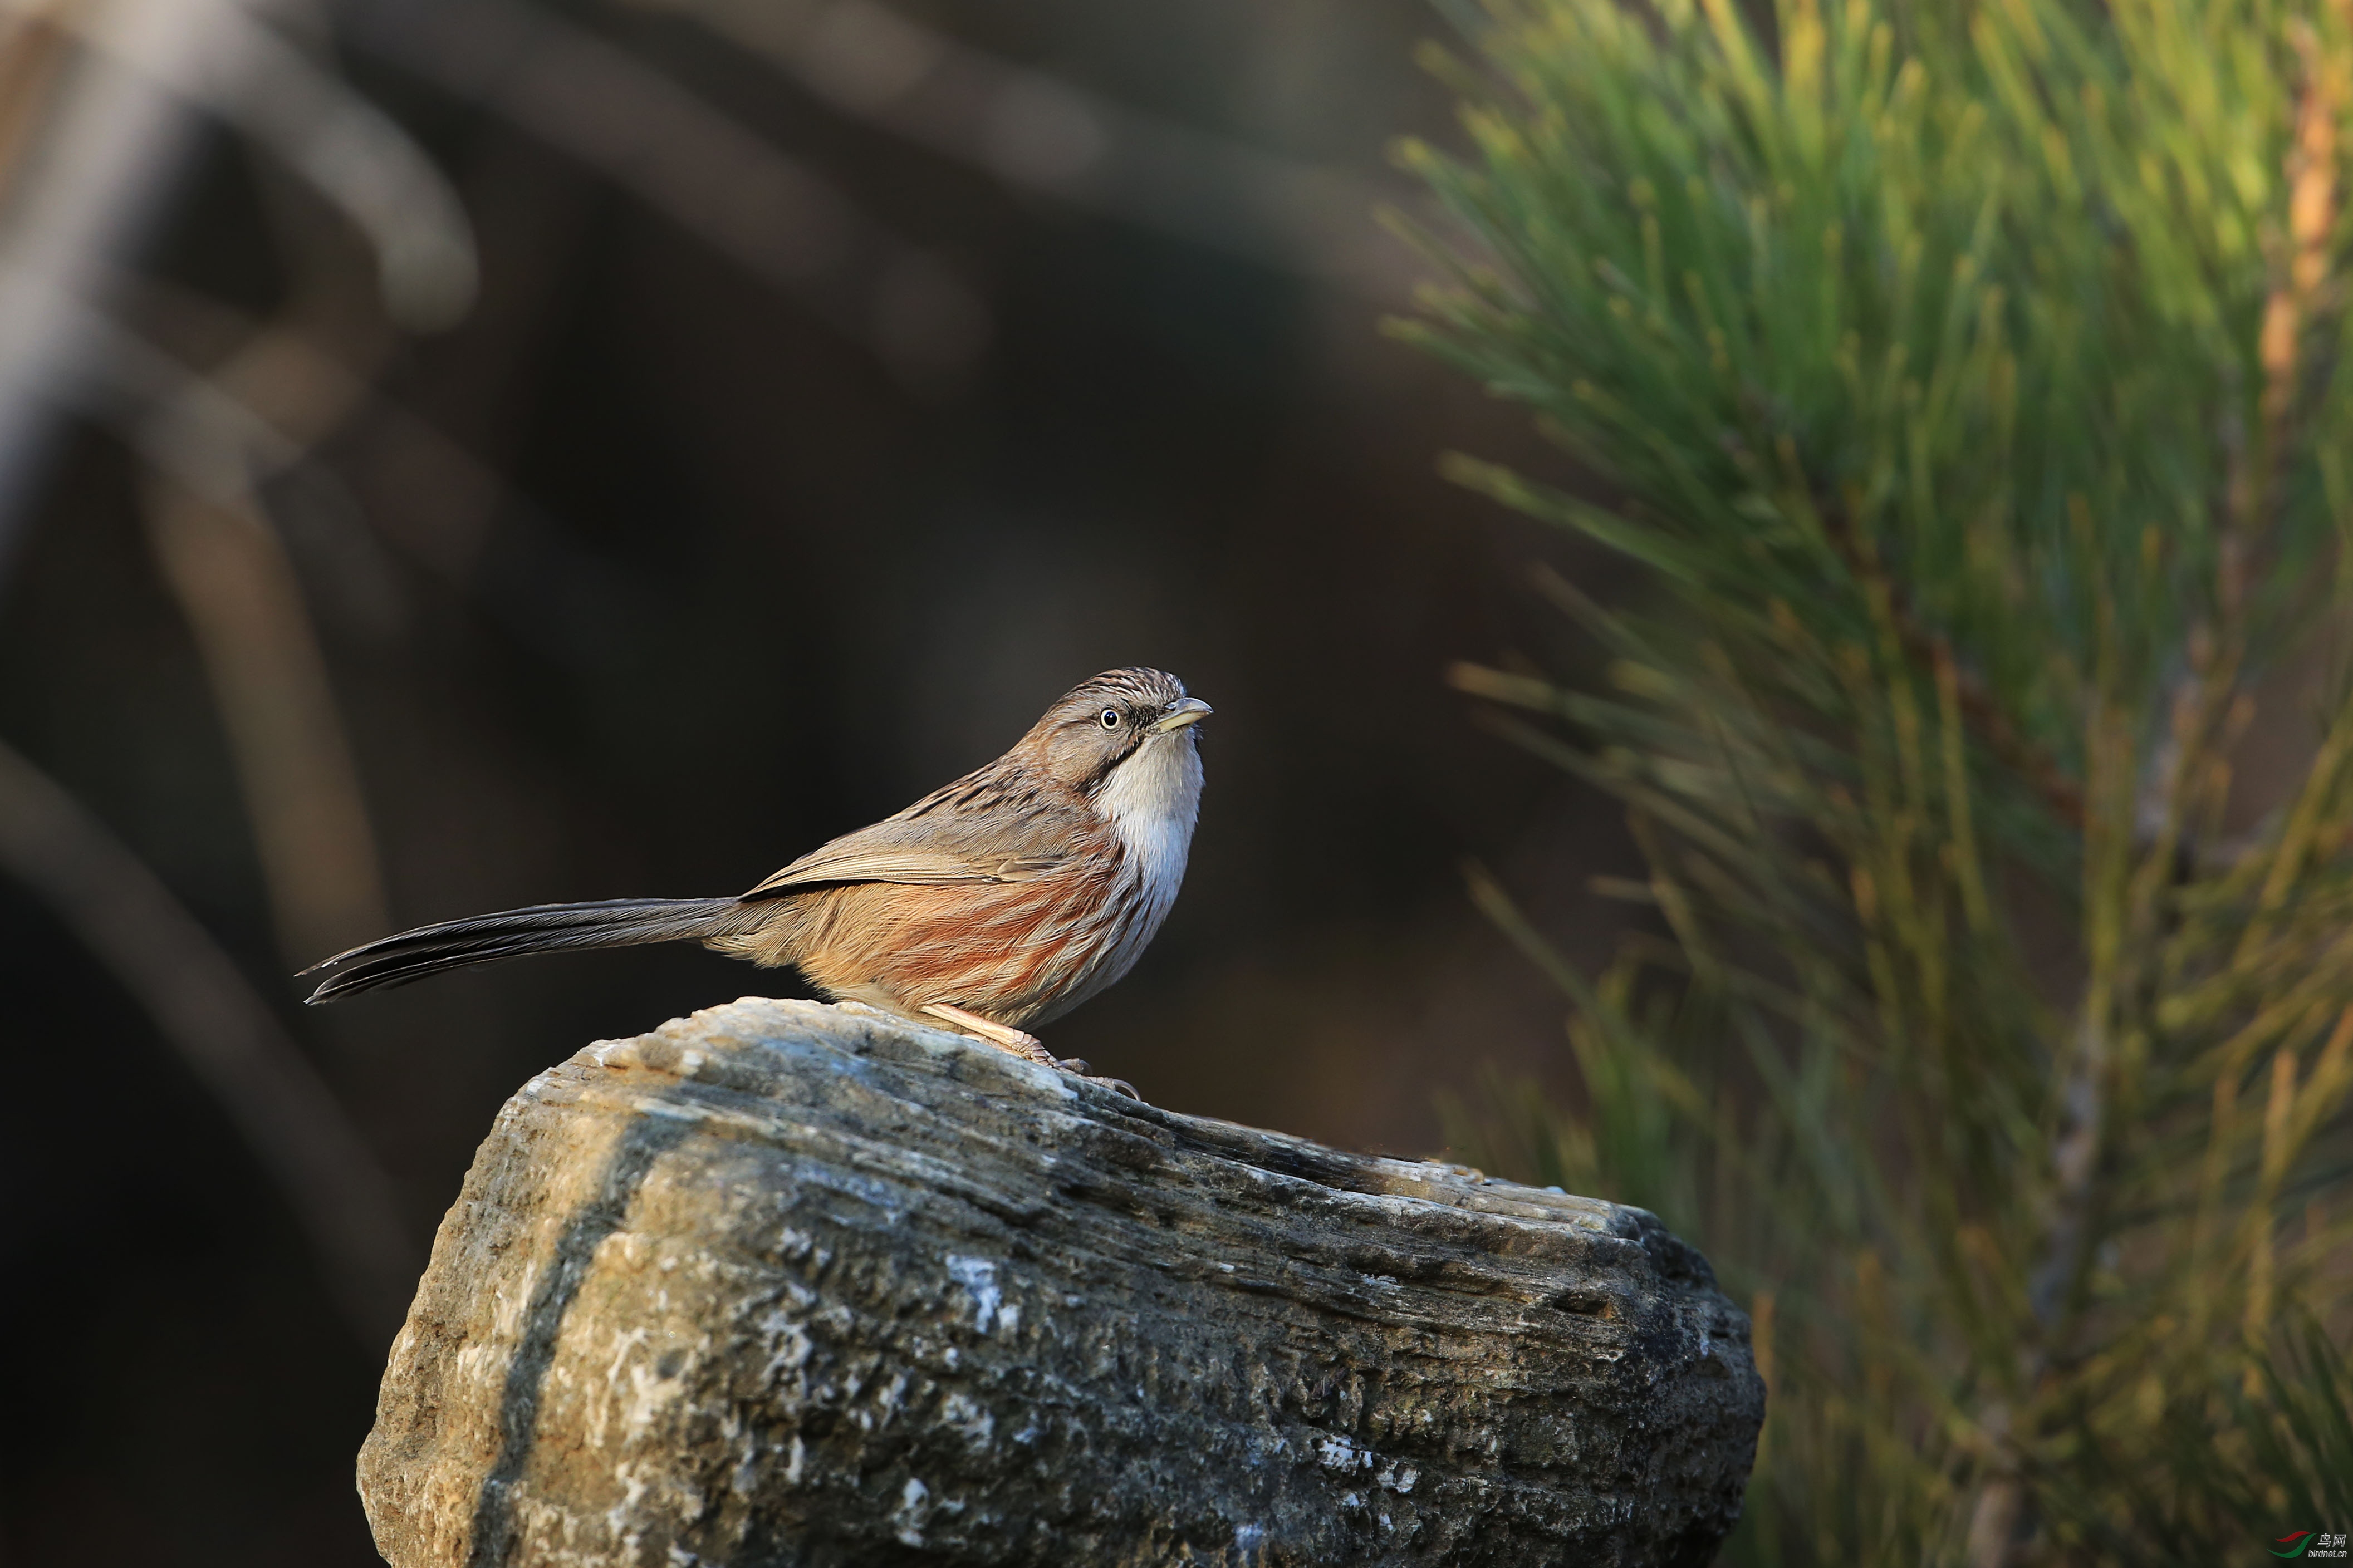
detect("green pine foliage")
(1394, 0), (2353, 1560)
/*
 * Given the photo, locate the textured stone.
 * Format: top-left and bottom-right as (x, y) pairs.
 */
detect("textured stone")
(358, 999), (1762, 1566)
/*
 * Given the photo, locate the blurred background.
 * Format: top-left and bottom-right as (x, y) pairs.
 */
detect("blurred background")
(0, 0), (1633, 1560)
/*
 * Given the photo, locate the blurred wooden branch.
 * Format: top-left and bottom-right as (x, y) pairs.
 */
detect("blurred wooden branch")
(0, 738), (416, 1342)
(360, 1000), (1763, 1566)
(0, 1), (76, 180)
(133, 238), (397, 965)
(0, 0), (227, 576)
(0, 0), (482, 1330)
(0, 0), (476, 571)
(636, 0), (1411, 299)
(144, 475), (390, 964)
(346, 0), (992, 389)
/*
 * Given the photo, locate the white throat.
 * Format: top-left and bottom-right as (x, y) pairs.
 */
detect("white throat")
(1092, 731), (1204, 910)
(1027, 728), (1203, 1025)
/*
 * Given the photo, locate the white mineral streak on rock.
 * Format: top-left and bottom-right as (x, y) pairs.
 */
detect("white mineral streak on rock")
(621, 1350), (684, 1443)
(945, 1254), (1001, 1332)
(939, 1391), (993, 1448)
(754, 1309), (812, 1380)
(892, 1477), (930, 1546)
(1317, 1434), (1374, 1472)
(875, 1368), (910, 1424)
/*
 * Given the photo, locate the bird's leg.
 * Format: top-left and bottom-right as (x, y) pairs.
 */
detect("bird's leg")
(921, 1002), (1054, 1062)
(920, 1003), (1141, 1100)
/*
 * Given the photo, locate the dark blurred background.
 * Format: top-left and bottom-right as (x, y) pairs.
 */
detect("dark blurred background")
(0, 1), (1630, 1560)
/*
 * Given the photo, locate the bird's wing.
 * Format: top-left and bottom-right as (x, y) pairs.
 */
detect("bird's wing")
(742, 772), (1081, 898)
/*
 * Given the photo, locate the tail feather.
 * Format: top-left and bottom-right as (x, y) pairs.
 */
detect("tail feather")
(301, 897), (751, 1002)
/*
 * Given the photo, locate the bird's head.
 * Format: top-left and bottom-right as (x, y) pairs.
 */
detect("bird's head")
(1023, 667), (1210, 800)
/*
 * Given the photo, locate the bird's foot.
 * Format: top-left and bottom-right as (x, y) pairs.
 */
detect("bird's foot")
(1081, 1071), (1144, 1100)
(1050, 1058), (1143, 1100)
(921, 1003), (1056, 1065)
(920, 1005), (1142, 1099)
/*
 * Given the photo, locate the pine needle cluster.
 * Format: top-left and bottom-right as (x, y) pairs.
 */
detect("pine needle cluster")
(1394, 0), (2353, 1559)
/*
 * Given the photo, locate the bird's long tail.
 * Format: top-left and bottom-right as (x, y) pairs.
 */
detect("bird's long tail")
(300, 897), (757, 1003)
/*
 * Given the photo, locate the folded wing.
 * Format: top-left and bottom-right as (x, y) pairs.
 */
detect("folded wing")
(742, 768), (1086, 898)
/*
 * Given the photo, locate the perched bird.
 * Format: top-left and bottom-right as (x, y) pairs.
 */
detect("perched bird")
(302, 668), (1209, 1092)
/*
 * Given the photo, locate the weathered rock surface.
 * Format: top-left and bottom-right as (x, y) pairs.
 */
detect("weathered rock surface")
(358, 999), (1762, 1566)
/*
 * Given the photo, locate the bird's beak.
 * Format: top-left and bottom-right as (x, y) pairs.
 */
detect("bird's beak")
(1150, 697), (1213, 733)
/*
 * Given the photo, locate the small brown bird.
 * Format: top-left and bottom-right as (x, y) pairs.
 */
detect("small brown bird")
(302, 668), (1209, 1089)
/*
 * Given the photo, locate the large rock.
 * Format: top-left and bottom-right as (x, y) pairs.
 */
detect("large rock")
(357, 999), (1762, 1566)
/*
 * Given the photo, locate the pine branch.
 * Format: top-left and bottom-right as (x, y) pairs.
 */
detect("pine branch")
(1410, 1), (2353, 1558)
(1815, 493), (2089, 835)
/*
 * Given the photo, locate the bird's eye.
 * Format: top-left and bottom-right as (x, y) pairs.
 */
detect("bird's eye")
(1100, 708), (1122, 729)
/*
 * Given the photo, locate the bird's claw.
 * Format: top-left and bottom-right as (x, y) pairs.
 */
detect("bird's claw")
(1053, 1058), (1141, 1100)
